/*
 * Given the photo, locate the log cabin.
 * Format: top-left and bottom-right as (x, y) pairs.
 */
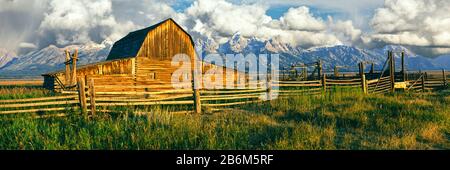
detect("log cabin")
(42, 18), (247, 93)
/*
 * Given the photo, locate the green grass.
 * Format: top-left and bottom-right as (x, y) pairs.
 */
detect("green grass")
(0, 85), (56, 100)
(0, 86), (449, 150)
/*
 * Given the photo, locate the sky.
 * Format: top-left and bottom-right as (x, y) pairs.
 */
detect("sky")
(0, 0), (450, 58)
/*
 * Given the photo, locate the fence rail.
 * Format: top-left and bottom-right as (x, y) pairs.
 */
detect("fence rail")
(0, 69), (448, 117)
(0, 95), (79, 115)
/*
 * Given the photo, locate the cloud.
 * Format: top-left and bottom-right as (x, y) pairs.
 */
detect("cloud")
(367, 0), (450, 56)
(0, 0), (185, 54)
(280, 6), (325, 31)
(111, 0), (179, 26)
(18, 42), (38, 49)
(233, 0), (385, 30)
(0, 0), (48, 54)
(0, 0), (366, 53)
(328, 18), (362, 45)
(3, 0), (448, 58)
(181, 0), (361, 48)
(183, 0), (272, 40)
(0, 0), (48, 12)
(39, 0), (126, 45)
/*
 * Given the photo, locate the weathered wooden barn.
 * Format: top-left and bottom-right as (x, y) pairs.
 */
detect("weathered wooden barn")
(42, 18), (246, 92)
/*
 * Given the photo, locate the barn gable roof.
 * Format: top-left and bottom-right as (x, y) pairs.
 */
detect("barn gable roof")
(106, 18), (194, 61)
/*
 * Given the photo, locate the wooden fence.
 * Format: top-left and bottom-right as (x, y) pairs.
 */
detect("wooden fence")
(367, 76), (392, 94)
(0, 95), (79, 115)
(0, 70), (448, 117)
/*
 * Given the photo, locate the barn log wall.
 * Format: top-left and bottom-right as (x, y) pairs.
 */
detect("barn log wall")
(134, 20), (196, 91)
(50, 58), (134, 91)
(201, 63), (251, 89)
(135, 20), (249, 90)
(136, 19), (195, 63)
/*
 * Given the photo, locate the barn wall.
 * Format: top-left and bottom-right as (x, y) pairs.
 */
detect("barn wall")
(134, 20), (196, 90)
(136, 19), (195, 63)
(134, 57), (248, 90)
(88, 75), (136, 92)
(134, 20), (249, 90)
(48, 58), (135, 91)
(201, 63), (251, 89)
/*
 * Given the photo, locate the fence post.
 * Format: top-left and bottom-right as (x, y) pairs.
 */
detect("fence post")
(294, 67), (298, 78)
(401, 51), (406, 81)
(365, 79), (369, 94)
(77, 77), (87, 115)
(389, 51), (395, 93)
(65, 50), (71, 86)
(266, 75), (272, 101)
(334, 66), (339, 77)
(358, 62), (365, 78)
(88, 78), (96, 116)
(421, 73), (425, 92)
(443, 69), (447, 88)
(303, 67), (308, 80)
(71, 49), (78, 87)
(192, 71), (201, 114)
(322, 73), (327, 92)
(370, 63), (374, 74)
(361, 74), (367, 94)
(318, 60), (323, 79)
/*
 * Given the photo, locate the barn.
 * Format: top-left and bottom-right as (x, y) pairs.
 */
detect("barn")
(42, 18), (245, 92)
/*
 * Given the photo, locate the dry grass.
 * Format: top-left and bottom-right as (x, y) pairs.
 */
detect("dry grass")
(0, 86), (54, 100)
(0, 86), (448, 150)
(0, 80), (43, 86)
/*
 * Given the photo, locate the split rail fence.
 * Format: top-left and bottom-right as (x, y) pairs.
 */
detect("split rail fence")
(0, 70), (448, 117)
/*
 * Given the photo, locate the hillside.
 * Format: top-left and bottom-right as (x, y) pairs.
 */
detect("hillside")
(0, 48), (18, 69)
(0, 41), (112, 77)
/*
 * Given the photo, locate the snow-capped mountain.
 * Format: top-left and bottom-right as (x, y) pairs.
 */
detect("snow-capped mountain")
(1, 33), (449, 77)
(435, 55), (450, 69)
(0, 40), (112, 77)
(197, 33), (449, 71)
(198, 33), (388, 71)
(0, 48), (18, 69)
(372, 45), (442, 70)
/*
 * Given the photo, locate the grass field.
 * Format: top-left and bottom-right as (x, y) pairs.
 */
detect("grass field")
(0, 79), (43, 86)
(0, 85), (449, 150)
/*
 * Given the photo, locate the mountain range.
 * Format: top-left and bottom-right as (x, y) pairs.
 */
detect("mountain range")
(0, 33), (448, 77)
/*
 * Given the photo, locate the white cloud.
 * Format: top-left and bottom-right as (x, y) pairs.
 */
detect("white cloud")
(4, 0), (449, 58)
(0, 0), (363, 52)
(18, 42), (38, 49)
(39, 0), (126, 45)
(0, 0), (48, 53)
(0, 0), (367, 53)
(0, 0), (48, 12)
(181, 0), (358, 48)
(329, 18), (362, 44)
(184, 0), (272, 39)
(368, 0), (450, 56)
(280, 6), (325, 31)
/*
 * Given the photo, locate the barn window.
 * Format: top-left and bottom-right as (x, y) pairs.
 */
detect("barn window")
(149, 72), (156, 80)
